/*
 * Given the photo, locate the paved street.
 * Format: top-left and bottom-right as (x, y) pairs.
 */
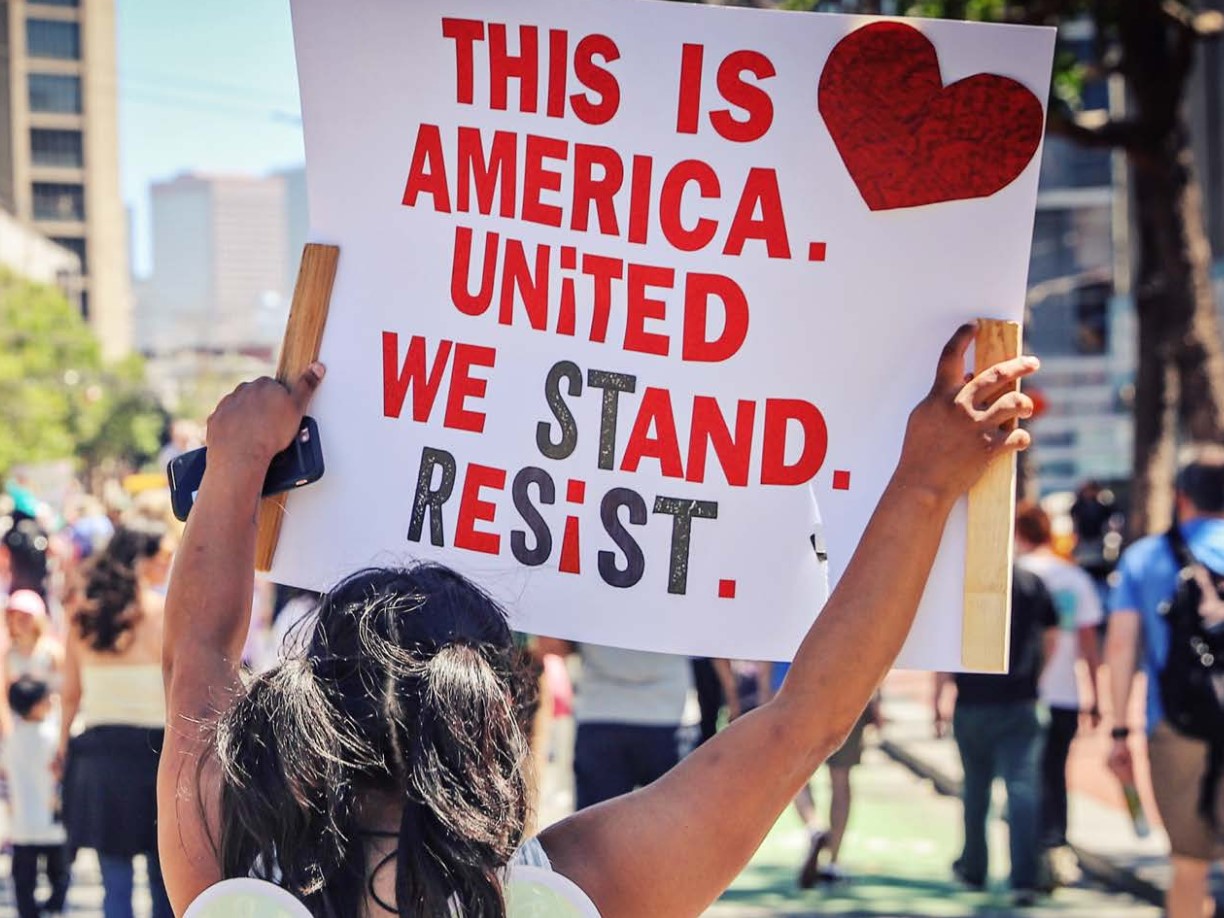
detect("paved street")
(710, 748), (1158, 917)
(536, 713), (1158, 918)
(0, 850), (156, 916)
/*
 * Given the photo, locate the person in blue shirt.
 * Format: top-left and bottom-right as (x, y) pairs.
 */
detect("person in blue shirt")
(1106, 447), (1224, 918)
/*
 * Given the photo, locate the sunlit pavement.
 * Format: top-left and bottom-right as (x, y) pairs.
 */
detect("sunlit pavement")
(0, 849), (157, 917)
(533, 713), (1161, 917)
(708, 747), (1159, 917)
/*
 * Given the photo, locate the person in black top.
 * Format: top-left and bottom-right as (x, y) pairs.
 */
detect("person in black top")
(2, 513), (49, 597)
(934, 567), (1059, 907)
(1070, 481), (1113, 544)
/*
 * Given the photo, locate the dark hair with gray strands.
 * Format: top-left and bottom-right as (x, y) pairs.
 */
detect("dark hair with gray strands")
(209, 564), (539, 917)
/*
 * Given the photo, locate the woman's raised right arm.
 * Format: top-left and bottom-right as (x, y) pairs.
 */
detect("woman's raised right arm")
(542, 324), (1038, 918)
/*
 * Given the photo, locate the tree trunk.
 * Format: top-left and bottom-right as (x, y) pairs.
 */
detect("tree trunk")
(1121, 4), (1224, 538)
(1128, 129), (1224, 537)
(1174, 153), (1224, 443)
(1129, 297), (1178, 537)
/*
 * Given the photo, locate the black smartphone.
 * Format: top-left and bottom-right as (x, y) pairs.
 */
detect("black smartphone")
(167, 417), (325, 523)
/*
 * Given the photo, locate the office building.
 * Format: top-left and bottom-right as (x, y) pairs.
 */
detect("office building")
(277, 165), (309, 297)
(0, 205), (82, 306)
(140, 172), (289, 354)
(0, 0), (131, 358)
(1022, 122), (1129, 493)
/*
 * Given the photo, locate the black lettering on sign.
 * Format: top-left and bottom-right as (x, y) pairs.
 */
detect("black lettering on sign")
(653, 496), (718, 595)
(408, 447), (457, 546)
(511, 466), (556, 566)
(537, 360), (583, 460)
(587, 369), (637, 471)
(599, 487), (647, 588)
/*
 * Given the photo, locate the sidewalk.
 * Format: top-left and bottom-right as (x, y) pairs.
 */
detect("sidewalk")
(878, 671), (1223, 908)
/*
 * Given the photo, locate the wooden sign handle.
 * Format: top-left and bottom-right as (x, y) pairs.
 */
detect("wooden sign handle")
(255, 244), (340, 573)
(961, 319), (1022, 672)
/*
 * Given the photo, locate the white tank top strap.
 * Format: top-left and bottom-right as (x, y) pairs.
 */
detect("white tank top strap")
(507, 836), (553, 871)
(215, 835), (599, 917)
(504, 839), (601, 917)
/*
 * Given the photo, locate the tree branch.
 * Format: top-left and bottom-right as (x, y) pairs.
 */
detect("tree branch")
(1159, 1), (1221, 98)
(1160, 1), (1224, 38)
(1008, 1), (1077, 27)
(1047, 109), (1148, 151)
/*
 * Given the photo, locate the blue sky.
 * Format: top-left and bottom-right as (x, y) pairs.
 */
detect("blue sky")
(117, 1), (305, 277)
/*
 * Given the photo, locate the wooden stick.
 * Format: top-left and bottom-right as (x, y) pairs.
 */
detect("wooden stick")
(255, 244), (340, 573)
(961, 319), (1022, 672)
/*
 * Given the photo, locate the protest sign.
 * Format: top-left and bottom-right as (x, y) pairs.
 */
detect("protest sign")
(272, 0), (1054, 670)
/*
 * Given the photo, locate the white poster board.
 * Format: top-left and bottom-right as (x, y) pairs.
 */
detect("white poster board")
(274, 0), (1054, 670)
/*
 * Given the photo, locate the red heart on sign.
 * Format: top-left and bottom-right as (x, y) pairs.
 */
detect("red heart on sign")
(819, 21), (1044, 211)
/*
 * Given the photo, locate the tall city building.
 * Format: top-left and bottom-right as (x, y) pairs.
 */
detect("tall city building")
(0, 0), (131, 358)
(0, 205), (81, 299)
(277, 165), (309, 297)
(140, 173), (289, 354)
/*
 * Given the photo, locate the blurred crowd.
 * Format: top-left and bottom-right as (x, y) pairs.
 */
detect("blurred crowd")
(0, 468), (281, 918)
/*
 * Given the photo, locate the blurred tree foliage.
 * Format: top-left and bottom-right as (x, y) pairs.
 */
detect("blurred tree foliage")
(0, 270), (166, 476)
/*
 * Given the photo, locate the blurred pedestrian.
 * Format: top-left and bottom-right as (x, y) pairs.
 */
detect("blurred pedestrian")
(935, 567), (1058, 907)
(124, 491), (179, 596)
(269, 586), (320, 664)
(241, 580), (277, 671)
(65, 496), (114, 563)
(534, 640), (692, 809)
(4, 676), (70, 918)
(691, 657), (740, 744)
(0, 535), (11, 600)
(1070, 481), (1123, 591)
(156, 419), (203, 472)
(3, 589), (63, 687)
(763, 659), (877, 888)
(1015, 502), (1102, 878)
(1105, 447), (1224, 918)
(2, 590), (63, 738)
(2, 514), (49, 597)
(1070, 481), (1113, 544)
(60, 521), (174, 918)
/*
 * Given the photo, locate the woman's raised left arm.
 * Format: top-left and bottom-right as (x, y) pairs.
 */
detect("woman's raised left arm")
(157, 366), (323, 913)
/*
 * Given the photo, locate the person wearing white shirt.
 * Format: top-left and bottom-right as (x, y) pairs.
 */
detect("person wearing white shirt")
(4, 676), (69, 918)
(1015, 502), (1103, 869)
